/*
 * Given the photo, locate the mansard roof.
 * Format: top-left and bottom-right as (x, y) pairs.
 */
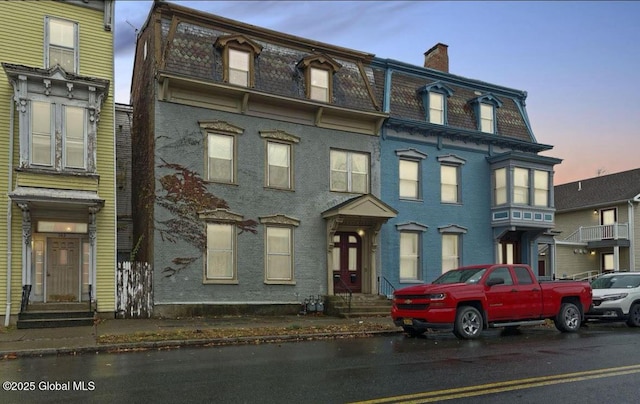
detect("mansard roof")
(151, 1), (381, 113)
(554, 168), (640, 212)
(371, 58), (538, 145)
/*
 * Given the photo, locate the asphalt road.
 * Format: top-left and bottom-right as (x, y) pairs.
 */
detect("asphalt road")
(2, 323), (639, 403)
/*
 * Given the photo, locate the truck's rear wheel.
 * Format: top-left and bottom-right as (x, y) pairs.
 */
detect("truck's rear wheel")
(554, 302), (581, 332)
(454, 306), (483, 339)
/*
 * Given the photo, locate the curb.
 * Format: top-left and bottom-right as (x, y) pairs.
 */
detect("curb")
(0, 329), (401, 359)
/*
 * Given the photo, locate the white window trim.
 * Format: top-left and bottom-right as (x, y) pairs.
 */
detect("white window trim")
(396, 222), (428, 283)
(437, 154), (466, 204)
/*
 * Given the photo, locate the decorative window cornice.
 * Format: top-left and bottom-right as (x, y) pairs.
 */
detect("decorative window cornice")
(396, 221), (429, 232)
(198, 208), (244, 222)
(214, 34), (263, 55)
(198, 120), (244, 135)
(437, 154), (466, 165)
(471, 93), (503, 108)
(395, 148), (428, 160)
(438, 224), (468, 234)
(417, 81), (454, 97)
(259, 214), (300, 227)
(260, 130), (300, 144)
(296, 53), (342, 72)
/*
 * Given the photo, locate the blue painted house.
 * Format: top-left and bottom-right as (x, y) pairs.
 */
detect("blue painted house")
(374, 44), (562, 290)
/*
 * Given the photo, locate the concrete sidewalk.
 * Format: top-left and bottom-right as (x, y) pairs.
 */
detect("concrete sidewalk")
(0, 315), (400, 358)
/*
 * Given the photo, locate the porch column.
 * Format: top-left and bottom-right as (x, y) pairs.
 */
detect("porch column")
(89, 207), (99, 303)
(614, 246), (620, 272)
(17, 203), (32, 286)
(325, 217), (343, 295)
(370, 222), (382, 295)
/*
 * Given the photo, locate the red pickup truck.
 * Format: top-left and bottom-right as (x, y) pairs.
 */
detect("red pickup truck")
(391, 264), (592, 339)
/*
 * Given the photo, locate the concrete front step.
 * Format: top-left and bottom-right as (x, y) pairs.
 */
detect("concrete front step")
(18, 302), (95, 329)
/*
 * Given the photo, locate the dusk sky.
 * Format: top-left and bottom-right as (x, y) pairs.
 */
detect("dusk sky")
(114, 1), (640, 185)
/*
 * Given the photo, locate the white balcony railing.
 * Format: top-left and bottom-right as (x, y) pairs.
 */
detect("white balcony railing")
(564, 223), (629, 243)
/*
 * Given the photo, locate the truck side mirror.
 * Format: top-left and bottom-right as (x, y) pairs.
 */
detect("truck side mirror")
(486, 277), (505, 287)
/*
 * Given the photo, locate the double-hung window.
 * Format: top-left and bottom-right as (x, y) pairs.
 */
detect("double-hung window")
(513, 167), (530, 204)
(440, 165), (459, 203)
(64, 106), (86, 168)
(400, 232), (420, 281)
(310, 67), (329, 102)
(399, 159), (419, 199)
(31, 101), (53, 166)
(46, 17), (78, 73)
(330, 150), (369, 193)
(260, 215), (299, 284)
(429, 92), (445, 125)
(261, 130), (299, 190)
(208, 134), (235, 183)
(438, 154), (465, 204)
(215, 35), (262, 88)
(494, 167), (507, 205)
(442, 233), (459, 273)
(533, 170), (549, 207)
(206, 223), (236, 281)
(228, 48), (250, 87)
(480, 104), (494, 133)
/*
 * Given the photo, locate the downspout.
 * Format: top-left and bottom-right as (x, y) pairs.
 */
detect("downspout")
(630, 197), (639, 271)
(5, 95), (14, 326)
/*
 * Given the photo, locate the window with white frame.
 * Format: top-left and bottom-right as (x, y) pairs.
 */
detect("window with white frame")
(228, 48), (250, 87)
(480, 103), (494, 133)
(330, 150), (369, 193)
(208, 133), (235, 183)
(533, 170), (549, 207)
(513, 167), (530, 204)
(441, 165), (459, 203)
(400, 232), (420, 281)
(442, 233), (459, 273)
(429, 92), (445, 125)
(260, 214), (299, 284)
(494, 167), (507, 205)
(46, 17), (78, 73)
(399, 159), (419, 199)
(206, 223), (236, 281)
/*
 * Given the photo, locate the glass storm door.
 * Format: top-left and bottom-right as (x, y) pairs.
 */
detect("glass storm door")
(332, 232), (362, 293)
(47, 238), (80, 302)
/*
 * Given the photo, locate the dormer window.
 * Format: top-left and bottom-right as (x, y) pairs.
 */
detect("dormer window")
(297, 54), (341, 103)
(418, 82), (453, 125)
(215, 34), (263, 88)
(480, 104), (494, 133)
(471, 93), (502, 134)
(310, 67), (329, 102)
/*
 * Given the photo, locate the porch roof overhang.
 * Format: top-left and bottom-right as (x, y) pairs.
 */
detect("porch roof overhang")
(322, 194), (397, 221)
(9, 186), (105, 212)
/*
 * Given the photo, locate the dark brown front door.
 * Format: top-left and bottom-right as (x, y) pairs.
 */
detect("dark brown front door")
(332, 232), (362, 293)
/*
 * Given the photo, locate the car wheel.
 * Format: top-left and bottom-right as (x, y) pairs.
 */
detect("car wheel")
(454, 306), (483, 339)
(402, 327), (425, 337)
(626, 304), (640, 327)
(554, 302), (581, 332)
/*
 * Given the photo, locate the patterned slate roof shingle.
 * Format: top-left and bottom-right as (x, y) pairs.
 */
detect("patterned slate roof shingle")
(554, 168), (640, 211)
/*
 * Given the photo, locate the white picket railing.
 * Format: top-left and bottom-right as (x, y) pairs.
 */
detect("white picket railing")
(564, 223), (629, 242)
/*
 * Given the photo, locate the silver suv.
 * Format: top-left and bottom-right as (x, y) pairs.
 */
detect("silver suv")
(587, 272), (640, 326)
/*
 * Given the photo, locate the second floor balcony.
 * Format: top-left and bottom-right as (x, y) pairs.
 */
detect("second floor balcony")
(564, 223), (629, 244)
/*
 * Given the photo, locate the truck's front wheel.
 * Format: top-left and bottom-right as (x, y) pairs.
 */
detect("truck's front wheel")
(454, 306), (483, 339)
(554, 302), (581, 332)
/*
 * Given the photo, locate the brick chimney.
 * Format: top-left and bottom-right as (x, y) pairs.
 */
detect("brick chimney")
(424, 43), (449, 73)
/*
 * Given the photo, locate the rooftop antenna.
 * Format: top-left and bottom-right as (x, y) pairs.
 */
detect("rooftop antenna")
(125, 20), (139, 35)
